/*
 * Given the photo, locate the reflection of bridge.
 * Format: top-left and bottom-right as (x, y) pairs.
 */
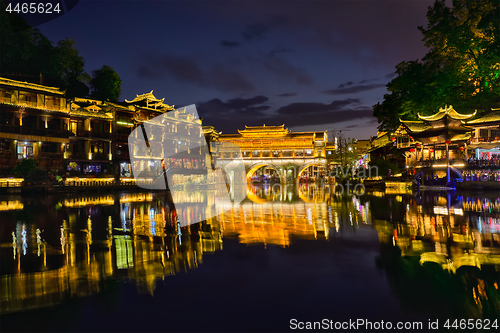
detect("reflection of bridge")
(217, 125), (331, 182)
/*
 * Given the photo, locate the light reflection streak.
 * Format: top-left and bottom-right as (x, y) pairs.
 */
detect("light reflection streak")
(1, 189), (498, 317)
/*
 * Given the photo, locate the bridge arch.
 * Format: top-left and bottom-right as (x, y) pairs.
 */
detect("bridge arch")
(246, 163), (284, 183)
(297, 162), (327, 181)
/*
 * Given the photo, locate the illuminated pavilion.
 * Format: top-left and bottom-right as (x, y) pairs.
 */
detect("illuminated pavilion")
(399, 105), (476, 182)
(217, 124), (329, 182)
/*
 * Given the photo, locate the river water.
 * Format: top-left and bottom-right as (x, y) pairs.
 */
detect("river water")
(0, 184), (499, 332)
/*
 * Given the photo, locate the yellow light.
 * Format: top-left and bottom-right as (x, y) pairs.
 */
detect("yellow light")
(0, 200), (24, 211)
(433, 164), (447, 168)
(88, 153), (92, 160)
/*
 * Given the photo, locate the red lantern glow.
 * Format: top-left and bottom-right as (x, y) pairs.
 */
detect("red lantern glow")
(391, 137), (396, 142)
(445, 140), (451, 144)
(415, 143), (421, 147)
(429, 149), (434, 153)
(459, 147), (465, 150)
(409, 148), (415, 152)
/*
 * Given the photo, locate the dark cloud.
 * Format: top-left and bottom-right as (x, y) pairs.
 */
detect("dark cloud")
(242, 22), (270, 41)
(338, 81), (354, 88)
(268, 47), (292, 57)
(322, 83), (386, 95)
(261, 52), (314, 86)
(385, 72), (397, 79)
(137, 55), (255, 93)
(137, 66), (163, 79)
(276, 99), (361, 115)
(221, 40), (240, 47)
(213, 1), (432, 66)
(276, 92), (297, 97)
(160, 55), (205, 84)
(208, 64), (256, 92)
(198, 96), (374, 134)
(198, 95), (271, 118)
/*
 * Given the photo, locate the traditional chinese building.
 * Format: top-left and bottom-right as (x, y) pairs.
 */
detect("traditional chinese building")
(66, 98), (114, 177)
(217, 124), (328, 182)
(399, 106), (476, 182)
(0, 77), (207, 186)
(0, 77), (71, 175)
(466, 108), (500, 160)
(124, 94), (206, 185)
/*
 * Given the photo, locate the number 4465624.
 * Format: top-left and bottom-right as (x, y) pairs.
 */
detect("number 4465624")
(5, 2), (61, 14)
(444, 319), (498, 330)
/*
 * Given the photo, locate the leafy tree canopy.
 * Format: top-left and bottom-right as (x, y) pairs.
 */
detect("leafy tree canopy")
(11, 159), (37, 178)
(90, 65), (122, 102)
(374, 0), (500, 132)
(0, 4), (121, 100)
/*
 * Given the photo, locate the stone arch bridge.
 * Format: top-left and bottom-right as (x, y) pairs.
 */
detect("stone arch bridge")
(213, 125), (334, 183)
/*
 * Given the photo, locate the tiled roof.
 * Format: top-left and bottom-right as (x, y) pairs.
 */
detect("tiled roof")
(417, 105), (476, 121)
(400, 120), (432, 132)
(467, 110), (500, 125)
(0, 77), (65, 95)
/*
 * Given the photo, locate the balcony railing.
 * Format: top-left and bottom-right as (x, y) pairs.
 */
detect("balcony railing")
(470, 137), (500, 143)
(0, 125), (72, 138)
(410, 158), (500, 168)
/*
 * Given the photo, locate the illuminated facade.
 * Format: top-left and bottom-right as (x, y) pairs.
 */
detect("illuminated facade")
(218, 125), (329, 182)
(466, 108), (500, 160)
(123, 92), (206, 185)
(0, 78), (205, 184)
(399, 105), (476, 167)
(0, 77), (71, 174)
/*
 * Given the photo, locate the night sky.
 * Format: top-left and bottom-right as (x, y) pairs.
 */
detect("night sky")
(37, 0), (437, 139)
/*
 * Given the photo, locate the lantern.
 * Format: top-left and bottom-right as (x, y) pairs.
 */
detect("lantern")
(429, 149), (434, 153)
(391, 137), (396, 142)
(409, 148), (415, 153)
(445, 140), (451, 144)
(459, 147), (465, 150)
(415, 143), (421, 147)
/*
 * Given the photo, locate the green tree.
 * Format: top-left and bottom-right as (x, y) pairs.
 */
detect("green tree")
(11, 159), (37, 178)
(54, 38), (90, 98)
(374, 0), (500, 131)
(90, 65), (122, 102)
(0, 6), (90, 97)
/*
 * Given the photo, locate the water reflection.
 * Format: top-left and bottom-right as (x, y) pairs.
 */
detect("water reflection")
(0, 187), (499, 321)
(374, 192), (500, 318)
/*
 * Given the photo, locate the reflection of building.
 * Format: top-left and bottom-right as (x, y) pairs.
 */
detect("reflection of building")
(0, 193), (223, 314)
(215, 185), (371, 247)
(216, 200), (330, 247)
(375, 195), (500, 272)
(218, 125), (328, 182)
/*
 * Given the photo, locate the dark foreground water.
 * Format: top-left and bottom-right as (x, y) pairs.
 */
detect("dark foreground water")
(0, 185), (499, 332)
